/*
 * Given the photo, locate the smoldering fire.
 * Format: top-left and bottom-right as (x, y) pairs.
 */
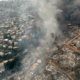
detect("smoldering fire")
(0, 0), (80, 80)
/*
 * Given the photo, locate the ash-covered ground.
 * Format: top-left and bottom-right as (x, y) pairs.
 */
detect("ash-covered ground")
(0, 0), (80, 80)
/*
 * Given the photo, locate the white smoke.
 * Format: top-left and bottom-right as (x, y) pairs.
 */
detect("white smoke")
(30, 0), (62, 45)
(19, 0), (63, 79)
(1, 0), (62, 79)
(74, 0), (80, 6)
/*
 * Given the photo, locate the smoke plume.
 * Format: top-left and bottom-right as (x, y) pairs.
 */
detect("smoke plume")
(12, 0), (80, 79)
(17, 0), (62, 79)
(3, 0), (80, 79)
(56, 0), (80, 31)
(18, 1), (80, 79)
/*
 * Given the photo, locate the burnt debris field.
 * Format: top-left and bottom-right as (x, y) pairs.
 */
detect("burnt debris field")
(0, 0), (80, 80)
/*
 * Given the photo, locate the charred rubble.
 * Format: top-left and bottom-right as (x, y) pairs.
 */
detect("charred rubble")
(0, 0), (80, 80)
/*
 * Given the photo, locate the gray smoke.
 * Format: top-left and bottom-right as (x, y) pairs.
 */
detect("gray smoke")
(17, 0), (62, 79)
(16, 0), (80, 79)
(2, 0), (80, 79)
(56, 0), (80, 31)
(29, 0), (62, 44)
(17, 1), (80, 79)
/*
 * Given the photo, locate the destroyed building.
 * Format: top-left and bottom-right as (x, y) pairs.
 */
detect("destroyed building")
(0, 0), (80, 80)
